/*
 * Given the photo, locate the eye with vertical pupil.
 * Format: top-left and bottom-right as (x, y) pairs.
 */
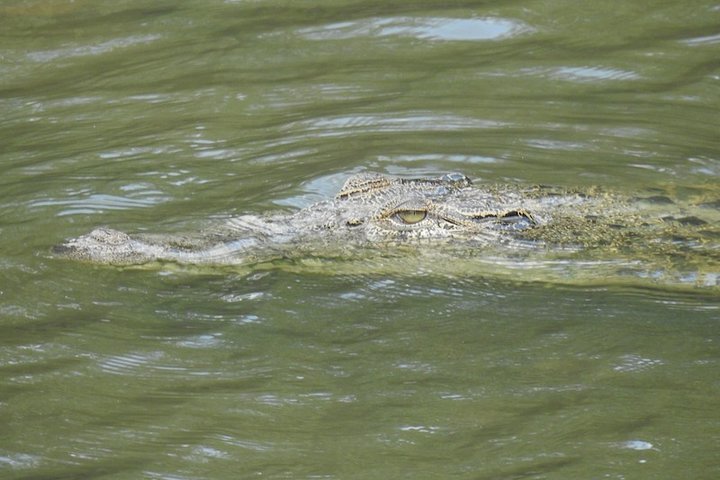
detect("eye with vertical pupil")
(394, 210), (427, 224)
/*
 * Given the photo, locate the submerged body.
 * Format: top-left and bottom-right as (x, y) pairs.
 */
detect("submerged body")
(54, 172), (719, 287)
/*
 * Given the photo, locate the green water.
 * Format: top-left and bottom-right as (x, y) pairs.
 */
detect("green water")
(1, 1), (719, 478)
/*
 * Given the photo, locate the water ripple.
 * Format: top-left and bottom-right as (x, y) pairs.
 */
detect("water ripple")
(99, 351), (166, 376)
(284, 113), (506, 138)
(378, 154), (498, 164)
(0, 452), (41, 469)
(30, 192), (169, 216)
(26, 34), (161, 62)
(300, 16), (532, 42)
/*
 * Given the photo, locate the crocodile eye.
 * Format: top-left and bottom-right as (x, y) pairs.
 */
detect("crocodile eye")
(394, 210), (427, 224)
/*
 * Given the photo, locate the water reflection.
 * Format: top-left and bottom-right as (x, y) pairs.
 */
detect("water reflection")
(681, 32), (720, 45)
(612, 354), (664, 373)
(552, 66), (640, 82)
(617, 440), (656, 451)
(300, 16), (531, 42)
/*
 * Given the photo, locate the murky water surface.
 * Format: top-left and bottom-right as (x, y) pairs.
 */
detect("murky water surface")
(1, 1), (719, 478)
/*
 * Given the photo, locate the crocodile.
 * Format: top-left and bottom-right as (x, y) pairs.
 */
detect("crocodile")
(53, 172), (720, 288)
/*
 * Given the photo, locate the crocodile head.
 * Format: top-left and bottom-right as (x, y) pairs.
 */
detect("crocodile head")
(53, 173), (540, 266)
(293, 172), (538, 244)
